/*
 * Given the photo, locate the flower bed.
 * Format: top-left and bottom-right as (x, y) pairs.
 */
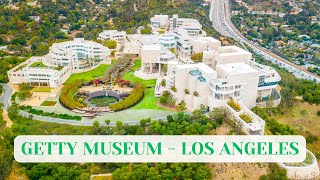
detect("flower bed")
(239, 113), (253, 123)
(227, 99), (241, 111)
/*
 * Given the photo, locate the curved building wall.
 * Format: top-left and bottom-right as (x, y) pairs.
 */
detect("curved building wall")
(46, 38), (110, 70)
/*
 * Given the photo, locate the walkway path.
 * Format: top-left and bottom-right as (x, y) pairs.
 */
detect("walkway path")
(3, 109), (12, 127)
(0, 83), (13, 128)
(90, 173), (112, 180)
(18, 110), (172, 126)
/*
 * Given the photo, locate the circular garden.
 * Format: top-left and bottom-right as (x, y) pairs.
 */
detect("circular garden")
(59, 56), (145, 112)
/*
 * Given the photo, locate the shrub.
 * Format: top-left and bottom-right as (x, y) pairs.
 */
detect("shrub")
(191, 52), (203, 62)
(19, 83), (33, 91)
(105, 119), (111, 125)
(184, 89), (190, 95)
(176, 101), (187, 112)
(227, 99), (241, 111)
(19, 105), (82, 120)
(239, 113), (253, 123)
(111, 50), (116, 56)
(59, 81), (84, 110)
(306, 134), (318, 144)
(160, 91), (175, 106)
(109, 84), (145, 111)
(160, 96), (168, 104)
(193, 91), (199, 97)
(140, 119), (148, 126)
(160, 79), (166, 87)
(171, 86), (177, 92)
(300, 109), (308, 115)
(140, 27), (152, 34)
(162, 91), (171, 97)
(17, 90), (33, 100)
(40, 101), (57, 106)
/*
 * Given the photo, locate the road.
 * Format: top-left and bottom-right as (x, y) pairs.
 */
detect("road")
(210, 0), (320, 83)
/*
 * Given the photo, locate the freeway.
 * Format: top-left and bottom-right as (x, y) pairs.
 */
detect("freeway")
(210, 0), (320, 83)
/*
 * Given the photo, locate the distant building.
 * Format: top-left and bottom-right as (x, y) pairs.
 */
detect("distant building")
(140, 44), (177, 76)
(170, 14), (206, 37)
(46, 38), (110, 70)
(98, 30), (127, 46)
(150, 15), (170, 30)
(157, 38), (281, 110)
(8, 39), (111, 87)
(7, 57), (71, 87)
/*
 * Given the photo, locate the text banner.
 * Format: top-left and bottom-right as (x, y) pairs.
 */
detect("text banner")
(14, 135), (306, 163)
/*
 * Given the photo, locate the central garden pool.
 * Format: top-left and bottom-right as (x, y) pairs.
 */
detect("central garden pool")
(87, 96), (119, 107)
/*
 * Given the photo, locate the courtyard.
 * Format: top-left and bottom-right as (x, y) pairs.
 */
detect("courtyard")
(13, 58), (174, 124)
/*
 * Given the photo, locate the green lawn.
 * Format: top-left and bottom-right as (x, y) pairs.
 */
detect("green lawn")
(40, 101), (57, 106)
(31, 86), (52, 92)
(122, 60), (156, 87)
(65, 64), (111, 84)
(122, 60), (164, 110)
(29, 62), (47, 67)
(132, 88), (166, 110)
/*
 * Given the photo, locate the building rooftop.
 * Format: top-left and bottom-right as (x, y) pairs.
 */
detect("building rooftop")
(127, 34), (161, 46)
(196, 37), (220, 43)
(219, 46), (251, 56)
(217, 62), (259, 75)
(141, 44), (162, 51)
(176, 63), (217, 75)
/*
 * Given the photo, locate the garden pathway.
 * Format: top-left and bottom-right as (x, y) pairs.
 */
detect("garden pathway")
(3, 109), (12, 127)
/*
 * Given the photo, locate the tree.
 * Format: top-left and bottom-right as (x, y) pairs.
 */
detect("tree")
(30, 36), (42, 50)
(140, 119), (147, 126)
(176, 101), (187, 112)
(17, 90), (33, 100)
(55, 31), (67, 39)
(171, 86), (177, 92)
(191, 52), (203, 62)
(160, 79), (166, 87)
(116, 121), (123, 129)
(159, 96), (168, 104)
(11, 37), (26, 46)
(140, 27), (151, 34)
(34, 43), (49, 56)
(209, 108), (224, 124)
(103, 40), (117, 49)
(93, 121), (100, 128)
(105, 119), (111, 125)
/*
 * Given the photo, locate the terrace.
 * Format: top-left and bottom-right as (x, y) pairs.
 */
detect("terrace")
(29, 62), (48, 68)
